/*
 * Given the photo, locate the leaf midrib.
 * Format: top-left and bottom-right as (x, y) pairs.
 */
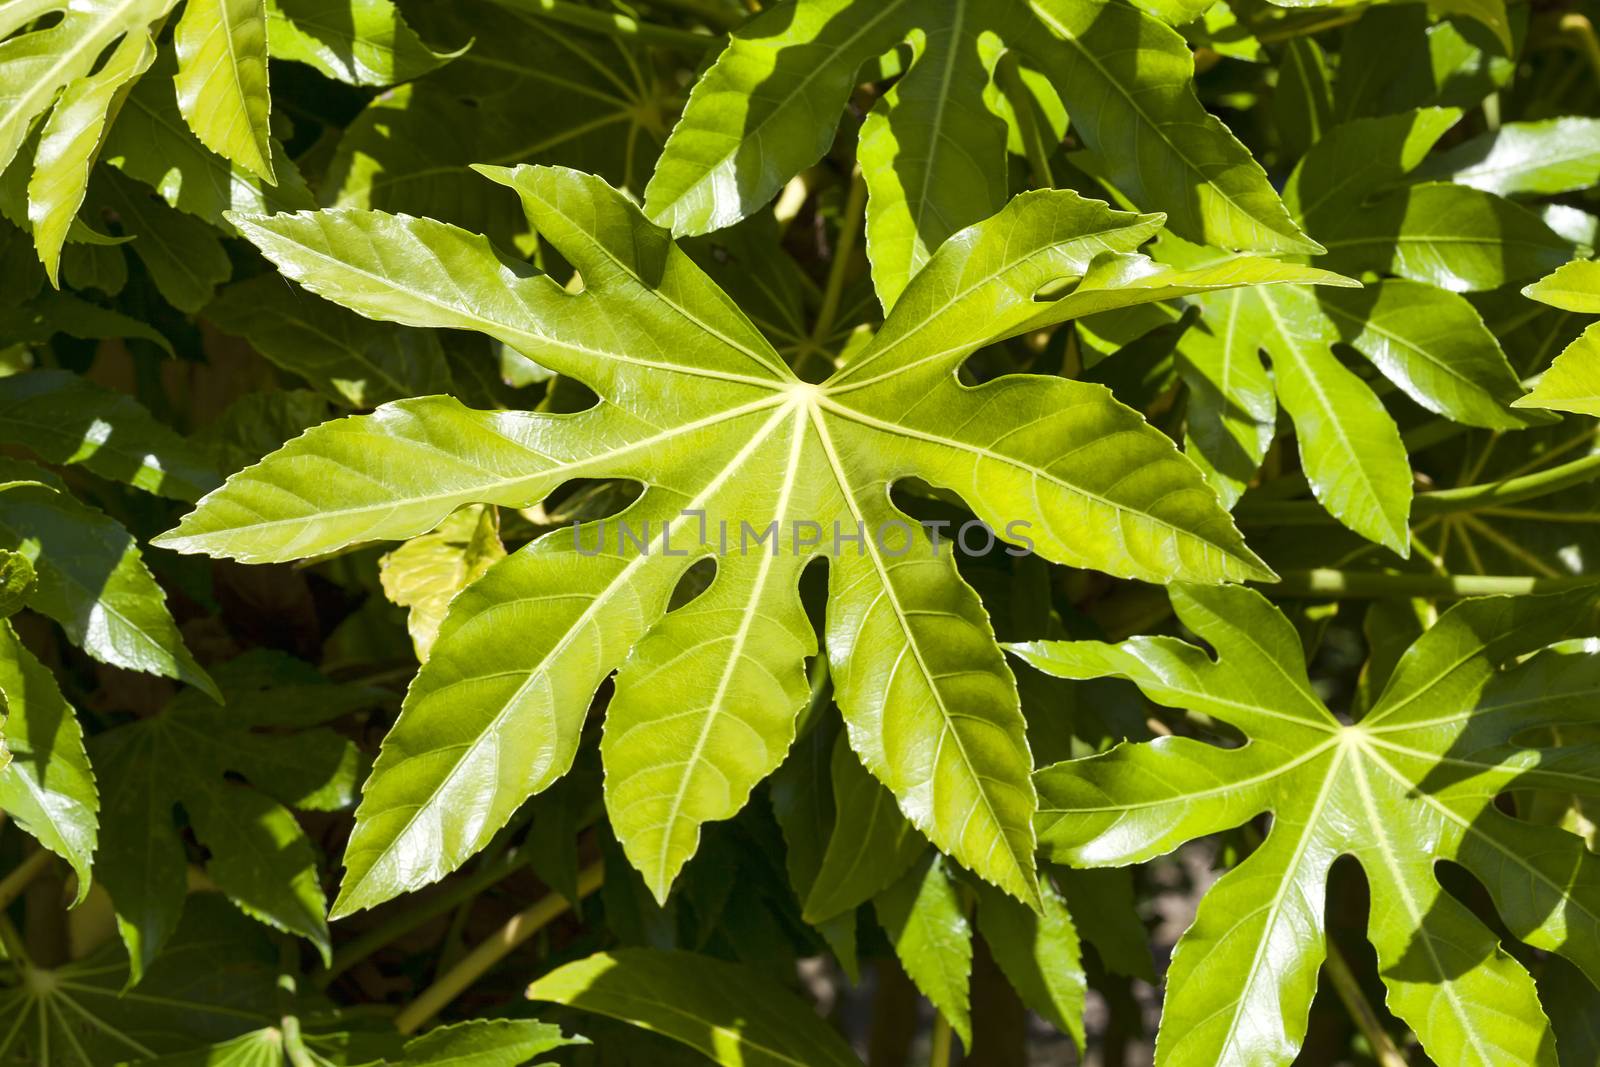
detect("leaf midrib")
(163, 394), (783, 549)
(1258, 286), (1407, 549)
(807, 402), (1032, 898)
(337, 405), (794, 913)
(241, 213), (787, 393)
(649, 404), (808, 892)
(818, 396), (1256, 575)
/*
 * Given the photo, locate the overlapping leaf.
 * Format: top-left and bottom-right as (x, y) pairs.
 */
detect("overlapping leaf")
(1172, 107), (1544, 551)
(646, 0), (1317, 307)
(0, 0), (175, 277)
(266, 0), (461, 87)
(1011, 583), (1600, 1066)
(1516, 258), (1600, 417)
(326, 0), (667, 243)
(91, 652), (371, 982)
(156, 165), (1353, 915)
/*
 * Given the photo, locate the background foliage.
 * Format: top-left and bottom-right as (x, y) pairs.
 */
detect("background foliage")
(1, 0), (1599, 1063)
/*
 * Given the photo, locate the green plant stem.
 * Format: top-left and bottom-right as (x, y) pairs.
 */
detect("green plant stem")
(1238, 451), (1600, 526)
(487, 0), (725, 49)
(315, 848), (532, 989)
(995, 54), (1054, 189)
(1324, 942), (1408, 1067)
(1263, 569), (1599, 599)
(929, 1011), (955, 1067)
(0, 849), (52, 914)
(0, 913), (28, 967)
(394, 860), (605, 1035)
(812, 168), (868, 349)
(642, 0), (744, 30)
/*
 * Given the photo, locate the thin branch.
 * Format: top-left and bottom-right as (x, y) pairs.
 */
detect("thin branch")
(995, 53), (1054, 189)
(0, 850), (53, 915)
(1237, 452), (1600, 527)
(1324, 941), (1409, 1067)
(393, 860), (605, 1035)
(811, 168), (869, 349)
(316, 847), (533, 989)
(1261, 569), (1598, 599)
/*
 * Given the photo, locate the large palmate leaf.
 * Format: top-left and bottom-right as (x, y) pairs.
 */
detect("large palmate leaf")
(527, 949), (861, 1067)
(645, 0), (1316, 307)
(1516, 258), (1600, 417)
(92, 652), (370, 983)
(155, 165), (1351, 914)
(1172, 108), (1539, 550)
(1011, 583), (1600, 1066)
(0, 895), (280, 1067)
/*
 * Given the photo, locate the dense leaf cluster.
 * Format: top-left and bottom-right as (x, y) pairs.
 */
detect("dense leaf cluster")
(0, 0), (1599, 1063)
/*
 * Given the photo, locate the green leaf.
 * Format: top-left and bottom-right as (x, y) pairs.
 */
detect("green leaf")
(1516, 259), (1600, 417)
(1012, 584), (1600, 1066)
(0, 0), (176, 273)
(803, 727), (926, 923)
(379, 505), (505, 660)
(1522, 257), (1600, 314)
(873, 853), (972, 1047)
(1194, 282), (1413, 554)
(0, 895), (280, 1066)
(102, 51), (314, 230)
(205, 275), (454, 408)
(0, 472), (217, 697)
(1319, 182), (1573, 293)
(1285, 107), (1463, 234)
(768, 713), (859, 975)
(26, 27), (156, 281)
(1415, 117), (1600, 197)
(0, 548), (34, 619)
(1270, 38), (1332, 163)
(0, 370), (221, 501)
(975, 878), (1086, 1047)
(400, 1019), (586, 1066)
(267, 0), (463, 86)
(1316, 279), (1527, 429)
(646, 0), (1314, 304)
(0, 291), (173, 354)
(92, 654), (365, 979)
(159, 169), (1311, 913)
(526, 948), (863, 1067)
(194, 390), (332, 476)
(174, 0), (274, 182)
(1173, 290), (1275, 508)
(95, 170), (233, 312)
(326, 5), (667, 243)
(0, 618), (98, 903)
